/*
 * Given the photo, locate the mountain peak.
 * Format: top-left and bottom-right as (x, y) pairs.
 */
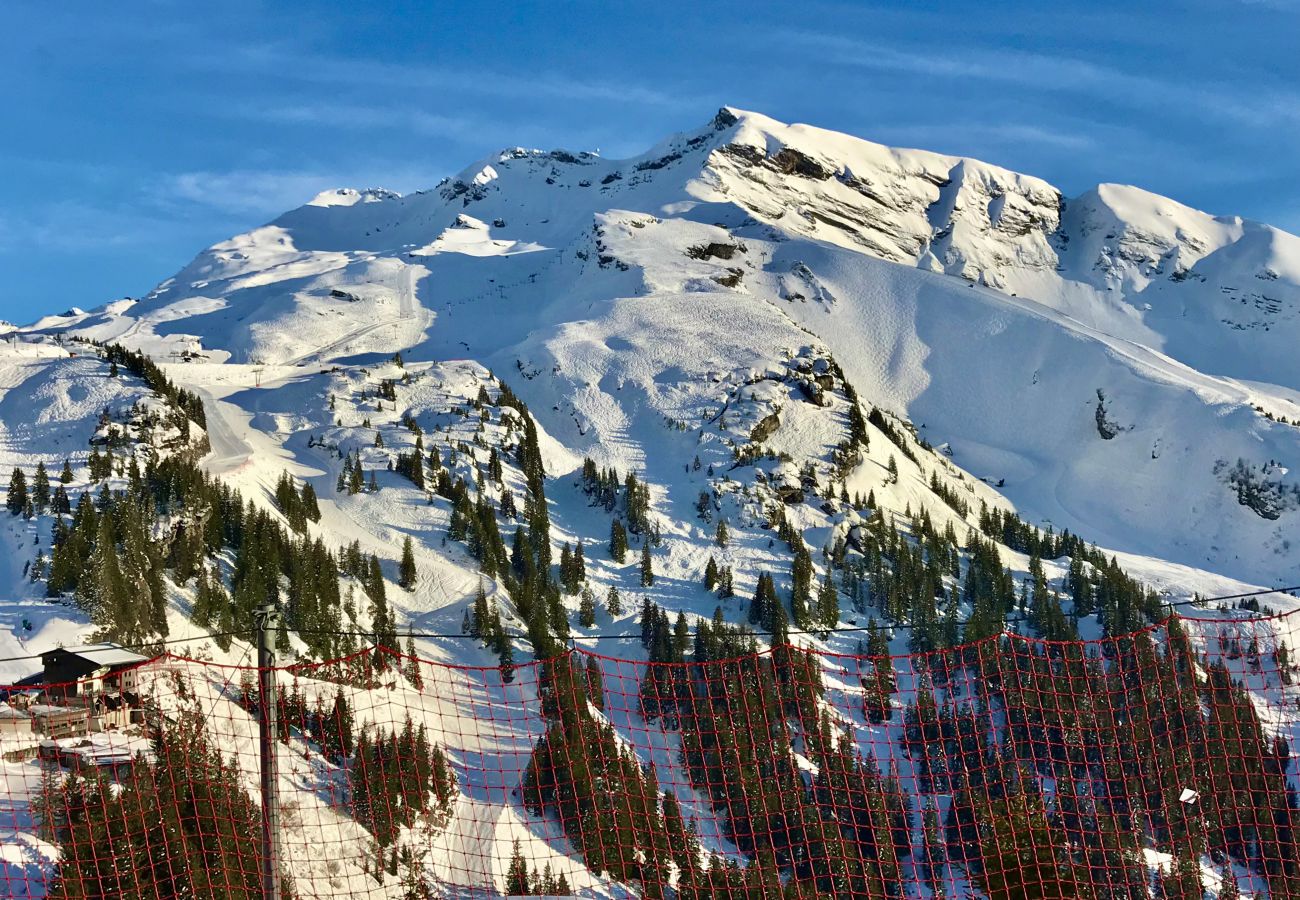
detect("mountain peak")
(306, 187), (403, 208)
(60, 105), (1300, 401)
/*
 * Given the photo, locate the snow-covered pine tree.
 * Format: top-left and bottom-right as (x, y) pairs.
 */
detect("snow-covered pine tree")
(32, 462), (49, 511)
(640, 542), (654, 587)
(6, 467), (27, 515)
(609, 518), (628, 563)
(399, 535), (417, 590)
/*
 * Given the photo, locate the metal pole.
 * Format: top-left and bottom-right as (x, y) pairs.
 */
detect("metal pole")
(255, 603), (282, 900)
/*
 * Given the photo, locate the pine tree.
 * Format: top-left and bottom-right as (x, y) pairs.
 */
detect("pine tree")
(399, 536), (417, 590)
(6, 468), (27, 515)
(86, 448), (103, 482)
(506, 840), (531, 895)
(704, 556), (719, 591)
(765, 588), (789, 643)
(326, 688), (354, 761)
(974, 782), (1091, 900)
(558, 543), (575, 593)
(405, 636), (424, 690)
(1216, 865), (1240, 900)
(609, 519), (628, 563)
(32, 462), (50, 512)
(817, 573), (838, 628)
(498, 635), (515, 684)
(606, 584), (622, 617)
(367, 554), (389, 621)
(715, 519), (729, 548)
(920, 797), (946, 898)
(749, 572), (776, 627)
(59, 459), (74, 484)
(301, 483), (320, 521)
(640, 542), (654, 587)
(578, 585), (596, 628)
(790, 545), (814, 628)
(472, 581), (489, 639)
(78, 515), (126, 628)
(585, 656), (604, 711)
(673, 611), (690, 658)
(663, 790), (697, 876)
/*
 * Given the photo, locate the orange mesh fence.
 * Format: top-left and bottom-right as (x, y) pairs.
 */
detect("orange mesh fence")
(1, 610), (1298, 898)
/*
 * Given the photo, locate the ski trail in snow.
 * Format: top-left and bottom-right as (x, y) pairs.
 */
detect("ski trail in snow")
(281, 320), (391, 367)
(598, 416), (645, 473)
(191, 382), (255, 474)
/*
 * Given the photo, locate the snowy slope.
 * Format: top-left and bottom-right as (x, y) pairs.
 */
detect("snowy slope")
(41, 106), (1298, 586)
(59, 108), (1300, 388)
(3, 107), (1300, 896)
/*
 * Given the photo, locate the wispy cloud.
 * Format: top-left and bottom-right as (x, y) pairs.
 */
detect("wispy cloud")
(0, 166), (440, 256)
(241, 102), (475, 140)
(152, 166), (441, 217)
(183, 40), (696, 112)
(779, 31), (1300, 130)
(155, 170), (347, 217)
(876, 122), (1099, 153)
(0, 200), (175, 254)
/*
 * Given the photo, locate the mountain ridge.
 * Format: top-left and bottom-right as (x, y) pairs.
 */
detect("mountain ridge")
(124, 106), (1300, 385)
(20, 106), (1300, 588)
(0, 107), (1299, 897)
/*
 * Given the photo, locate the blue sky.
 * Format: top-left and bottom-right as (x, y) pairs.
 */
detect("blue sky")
(4, 0), (1298, 322)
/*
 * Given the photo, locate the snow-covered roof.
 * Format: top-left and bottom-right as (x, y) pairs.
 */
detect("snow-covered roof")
(43, 643), (149, 668)
(29, 705), (88, 717)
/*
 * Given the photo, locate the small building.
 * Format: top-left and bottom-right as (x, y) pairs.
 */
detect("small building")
(39, 733), (153, 774)
(91, 692), (137, 730)
(3, 687), (44, 711)
(39, 643), (149, 698)
(31, 705), (91, 739)
(0, 703), (33, 738)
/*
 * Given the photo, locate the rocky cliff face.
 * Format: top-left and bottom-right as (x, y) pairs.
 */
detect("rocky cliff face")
(679, 108), (1298, 388)
(695, 109), (1065, 289)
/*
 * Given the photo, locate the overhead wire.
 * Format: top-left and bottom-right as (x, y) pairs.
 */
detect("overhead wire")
(294, 582), (1300, 643)
(2, 585), (1296, 672)
(0, 630), (251, 668)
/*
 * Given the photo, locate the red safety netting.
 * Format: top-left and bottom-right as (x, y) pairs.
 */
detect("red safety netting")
(2, 609), (1299, 899)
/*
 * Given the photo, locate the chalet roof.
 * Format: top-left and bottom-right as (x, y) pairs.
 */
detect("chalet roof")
(41, 643), (149, 668)
(30, 705), (89, 718)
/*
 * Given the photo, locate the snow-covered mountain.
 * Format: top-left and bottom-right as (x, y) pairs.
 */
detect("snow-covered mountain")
(3, 107), (1300, 897)
(46, 107), (1300, 587)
